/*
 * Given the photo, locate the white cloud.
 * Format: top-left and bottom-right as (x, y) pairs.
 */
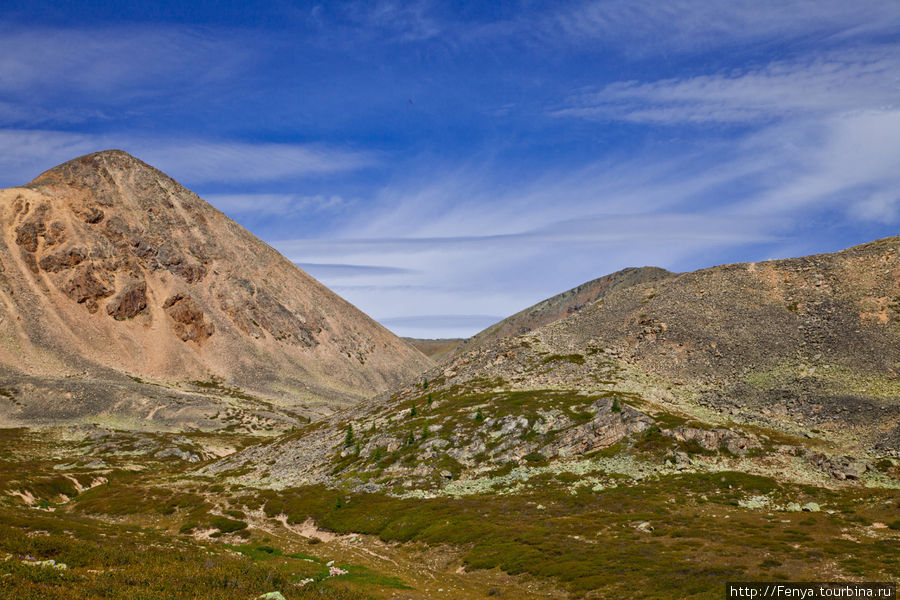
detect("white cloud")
(270, 150), (791, 337)
(553, 47), (900, 124)
(135, 142), (376, 183)
(206, 194), (347, 216)
(0, 25), (256, 102)
(361, 1), (444, 42)
(856, 193), (900, 224)
(0, 130), (376, 188)
(549, 0), (900, 55)
(739, 109), (900, 217)
(296, 263), (415, 279)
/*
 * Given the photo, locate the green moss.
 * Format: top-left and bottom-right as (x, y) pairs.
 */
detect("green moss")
(210, 515), (248, 534)
(540, 354), (586, 366)
(330, 564), (412, 589)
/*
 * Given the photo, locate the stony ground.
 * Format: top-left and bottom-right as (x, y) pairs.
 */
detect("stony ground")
(1, 424), (897, 599)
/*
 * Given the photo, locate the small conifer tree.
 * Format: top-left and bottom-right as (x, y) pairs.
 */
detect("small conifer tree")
(344, 424), (354, 446)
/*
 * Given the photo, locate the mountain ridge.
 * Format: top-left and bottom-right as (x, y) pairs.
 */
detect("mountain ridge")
(0, 150), (431, 428)
(427, 266), (675, 362)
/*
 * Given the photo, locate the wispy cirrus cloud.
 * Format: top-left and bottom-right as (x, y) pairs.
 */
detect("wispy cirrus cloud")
(552, 47), (900, 124)
(136, 141), (377, 184)
(295, 263), (415, 279)
(739, 109), (900, 217)
(548, 0), (900, 54)
(357, 0), (444, 42)
(204, 193), (348, 217)
(0, 25), (257, 102)
(0, 129), (377, 188)
(270, 149), (792, 335)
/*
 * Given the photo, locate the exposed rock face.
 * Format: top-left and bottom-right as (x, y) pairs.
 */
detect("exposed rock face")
(163, 293), (213, 342)
(15, 219), (45, 253)
(39, 248), (87, 273)
(664, 426), (761, 456)
(61, 265), (113, 313)
(0, 150), (431, 414)
(106, 281), (147, 320)
(543, 404), (654, 458)
(804, 451), (869, 480)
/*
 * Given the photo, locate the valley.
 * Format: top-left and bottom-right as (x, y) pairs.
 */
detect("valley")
(0, 153), (897, 599)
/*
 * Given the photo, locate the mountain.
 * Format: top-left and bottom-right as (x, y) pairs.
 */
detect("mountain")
(5, 229), (899, 599)
(0, 150), (430, 428)
(197, 237), (899, 597)
(434, 266), (674, 362)
(209, 235), (899, 485)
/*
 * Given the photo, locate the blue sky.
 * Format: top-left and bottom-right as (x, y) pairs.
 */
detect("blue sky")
(1, 1), (899, 338)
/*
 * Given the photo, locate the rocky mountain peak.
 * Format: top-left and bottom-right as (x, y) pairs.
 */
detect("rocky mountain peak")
(0, 151), (431, 419)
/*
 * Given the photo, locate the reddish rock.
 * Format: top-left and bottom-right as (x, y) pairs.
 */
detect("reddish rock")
(15, 220), (45, 253)
(163, 294), (214, 342)
(43, 222), (67, 247)
(21, 250), (39, 274)
(39, 248), (87, 273)
(62, 266), (113, 313)
(107, 281), (148, 320)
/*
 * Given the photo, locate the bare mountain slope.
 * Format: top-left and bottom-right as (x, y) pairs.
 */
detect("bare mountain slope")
(447, 266), (673, 360)
(0, 150), (430, 426)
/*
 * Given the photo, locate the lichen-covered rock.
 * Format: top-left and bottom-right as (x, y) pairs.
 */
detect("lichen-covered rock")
(664, 426), (761, 456)
(153, 447), (202, 462)
(804, 451), (869, 480)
